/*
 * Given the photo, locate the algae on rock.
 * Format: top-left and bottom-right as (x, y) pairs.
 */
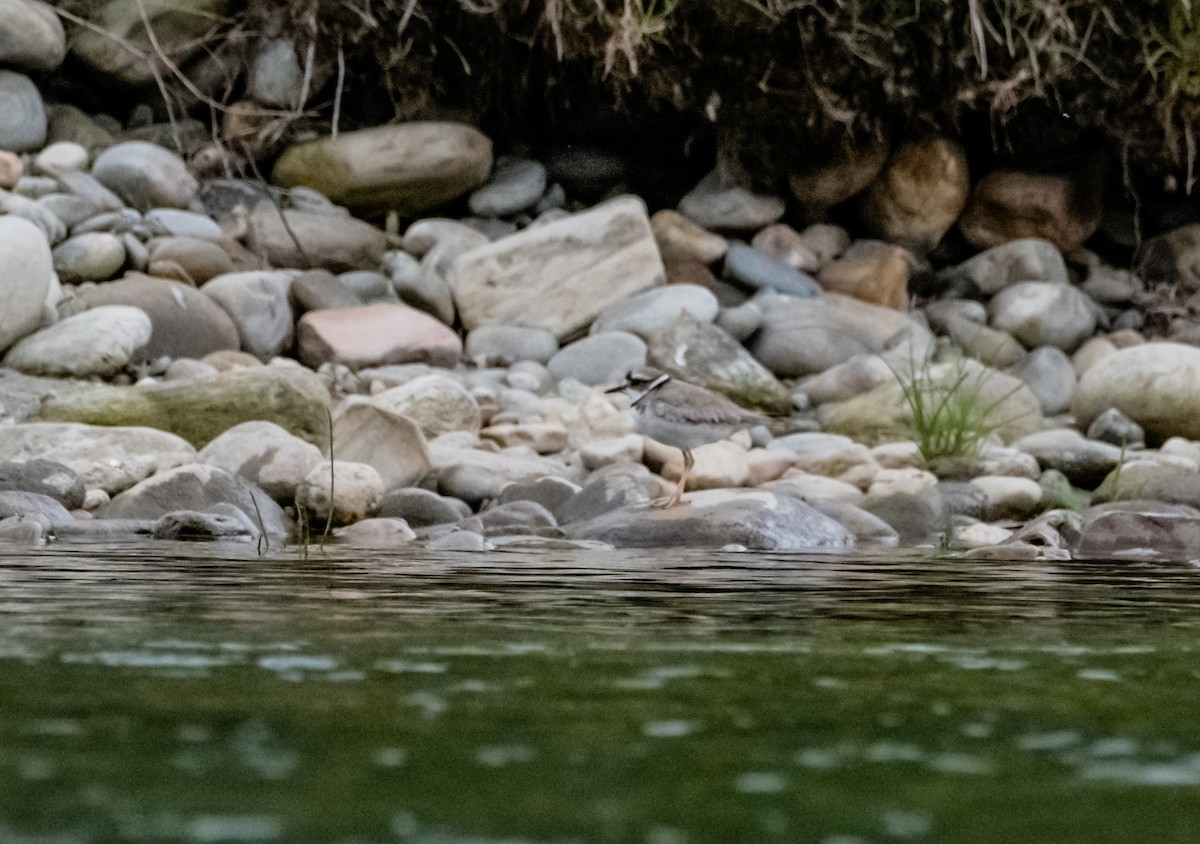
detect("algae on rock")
(36, 367), (332, 449)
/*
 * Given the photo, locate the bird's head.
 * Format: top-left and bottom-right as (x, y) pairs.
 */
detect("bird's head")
(605, 368), (672, 406)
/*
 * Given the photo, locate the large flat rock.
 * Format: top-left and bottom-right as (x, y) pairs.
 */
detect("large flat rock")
(450, 196), (664, 340)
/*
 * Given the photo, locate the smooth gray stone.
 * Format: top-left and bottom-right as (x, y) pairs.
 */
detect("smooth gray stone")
(1086, 407), (1145, 449)
(547, 331), (646, 387)
(724, 243), (821, 298)
(556, 465), (661, 525)
(339, 271), (399, 304)
(0, 69), (46, 151)
(0, 0), (67, 71)
(678, 169), (785, 232)
(91, 141), (199, 211)
(939, 238), (1069, 295)
(60, 275), (240, 362)
(152, 509), (254, 540)
(468, 158), (547, 217)
(805, 498), (899, 546)
(201, 271), (295, 360)
(464, 324), (558, 366)
(51, 232), (127, 283)
(863, 490), (948, 545)
(377, 487), (471, 527)
(1007, 346), (1077, 416)
(0, 490), (72, 527)
(496, 476), (580, 519)
(99, 463), (292, 540)
(568, 488), (854, 551)
(1075, 507), (1200, 561)
(591, 284), (720, 338)
(197, 420), (323, 503)
(0, 459), (85, 509)
(290, 269), (364, 313)
(1013, 429), (1123, 489)
(144, 208), (223, 240)
(478, 500), (558, 533)
(0, 516), (47, 544)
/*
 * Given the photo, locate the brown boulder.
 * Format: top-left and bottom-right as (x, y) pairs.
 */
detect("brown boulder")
(787, 141), (889, 213)
(959, 166), (1104, 254)
(859, 135), (969, 253)
(816, 240), (910, 310)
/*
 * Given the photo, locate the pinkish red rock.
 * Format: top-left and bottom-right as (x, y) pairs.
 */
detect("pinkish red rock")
(297, 303), (462, 369)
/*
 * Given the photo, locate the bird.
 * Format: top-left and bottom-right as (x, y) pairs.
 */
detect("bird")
(606, 368), (767, 507)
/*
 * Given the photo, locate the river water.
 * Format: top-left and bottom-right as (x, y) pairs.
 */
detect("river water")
(2, 545), (1200, 843)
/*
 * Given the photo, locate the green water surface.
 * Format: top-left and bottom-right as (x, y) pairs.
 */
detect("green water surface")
(2, 546), (1200, 843)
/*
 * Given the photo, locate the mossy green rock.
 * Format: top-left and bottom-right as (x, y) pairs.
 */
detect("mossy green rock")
(36, 366), (331, 449)
(272, 123), (492, 215)
(646, 313), (792, 414)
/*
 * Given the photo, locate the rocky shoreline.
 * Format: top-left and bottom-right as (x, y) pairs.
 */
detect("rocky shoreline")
(5, 4), (1200, 561)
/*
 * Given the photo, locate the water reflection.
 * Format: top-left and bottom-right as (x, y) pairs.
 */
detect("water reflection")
(2, 545), (1200, 842)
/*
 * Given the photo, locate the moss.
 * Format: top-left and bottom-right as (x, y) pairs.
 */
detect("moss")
(36, 368), (332, 449)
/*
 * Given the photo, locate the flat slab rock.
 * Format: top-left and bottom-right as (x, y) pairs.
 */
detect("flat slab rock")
(567, 488), (855, 551)
(450, 196), (664, 340)
(297, 303), (462, 370)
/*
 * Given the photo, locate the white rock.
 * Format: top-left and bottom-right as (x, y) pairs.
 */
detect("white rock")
(0, 215), (53, 352)
(0, 422), (195, 494)
(371, 374), (481, 437)
(988, 281), (1097, 351)
(970, 475), (1043, 520)
(296, 460), (384, 526)
(450, 196), (665, 340)
(34, 142), (89, 176)
(331, 402), (431, 491)
(1074, 342), (1200, 442)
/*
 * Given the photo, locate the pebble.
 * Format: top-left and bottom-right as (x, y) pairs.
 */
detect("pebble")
(723, 243), (821, 298)
(295, 460), (384, 527)
(468, 158), (547, 217)
(0, 70), (47, 152)
(33, 141), (88, 176)
(0, 215), (55, 352)
(51, 232), (127, 283)
(678, 168), (785, 231)
(988, 281), (1097, 351)
(91, 141), (199, 211)
(331, 403), (431, 491)
(464, 325), (559, 366)
(62, 274), (241, 362)
(0, 0), (66, 71)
